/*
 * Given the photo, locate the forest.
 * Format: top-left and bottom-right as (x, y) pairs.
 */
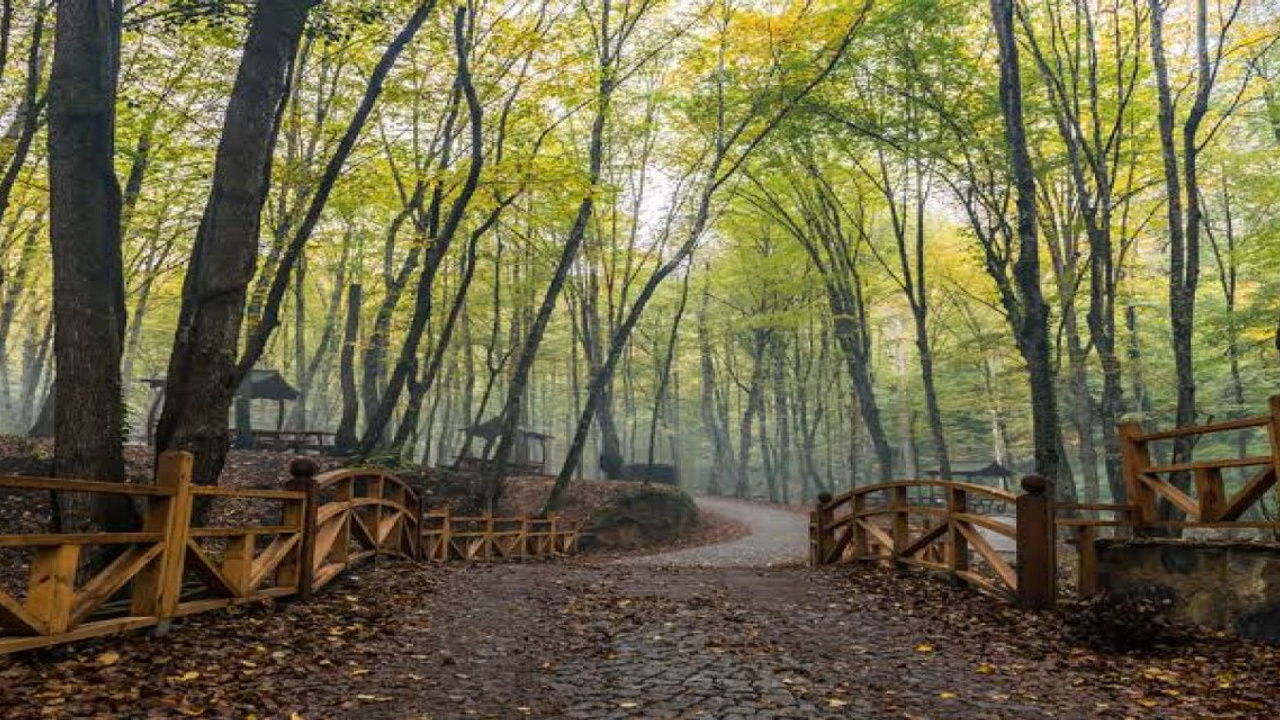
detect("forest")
(3, 0), (1279, 514)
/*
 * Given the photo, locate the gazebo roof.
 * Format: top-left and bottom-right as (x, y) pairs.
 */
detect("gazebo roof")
(460, 417), (553, 441)
(140, 369), (299, 401)
(925, 461), (1014, 478)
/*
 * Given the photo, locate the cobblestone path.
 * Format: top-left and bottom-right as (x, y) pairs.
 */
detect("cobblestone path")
(342, 500), (1238, 720)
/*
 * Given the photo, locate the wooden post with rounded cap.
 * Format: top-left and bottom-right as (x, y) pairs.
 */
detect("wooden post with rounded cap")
(1015, 475), (1057, 609)
(285, 457), (320, 599)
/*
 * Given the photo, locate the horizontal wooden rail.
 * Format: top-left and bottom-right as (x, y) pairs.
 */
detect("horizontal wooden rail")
(1133, 415), (1270, 443)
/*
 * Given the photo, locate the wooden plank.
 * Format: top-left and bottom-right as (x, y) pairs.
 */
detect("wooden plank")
(70, 543), (164, 626)
(189, 487), (305, 501)
(0, 475), (173, 496)
(1014, 482), (1054, 608)
(1218, 467), (1277, 522)
(312, 513), (346, 568)
(1194, 466), (1226, 522)
(957, 522), (1016, 592)
(157, 452), (194, 616)
(222, 534), (255, 597)
(951, 512), (1016, 538)
(899, 522), (948, 559)
(0, 617), (157, 656)
(1139, 474), (1200, 518)
(0, 532), (164, 547)
(1119, 421), (1156, 525)
(183, 540), (237, 598)
(131, 451), (191, 618)
(857, 518), (895, 550)
(1143, 455), (1273, 475)
(250, 534), (300, 591)
(0, 588), (44, 635)
(27, 544), (81, 634)
(1137, 415), (1269, 442)
(187, 525), (299, 538)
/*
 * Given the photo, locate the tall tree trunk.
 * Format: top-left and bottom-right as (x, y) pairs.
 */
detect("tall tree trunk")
(991, 0), (1069, 497)
(48, 0), (130, 533)
(334, 283), (363, 450)
(156, 0), (316, 487)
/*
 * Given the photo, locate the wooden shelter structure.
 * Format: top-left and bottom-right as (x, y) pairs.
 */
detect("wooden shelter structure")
(926, 461), (1016, 491)
(454, 418), (553, 475)
(140, 369), (301, 446)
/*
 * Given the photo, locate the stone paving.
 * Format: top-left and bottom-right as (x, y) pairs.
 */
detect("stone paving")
(622, 498), (809, 569)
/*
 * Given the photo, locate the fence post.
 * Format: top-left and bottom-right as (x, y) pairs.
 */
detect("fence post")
(131, 451), (193, 620)
(892, 486), (909, 563)
(811, 493), (831, 565)
(1268, 395), (1280, 512)
(946, 485), (970, 578)
(440, 508), (452, 561)
(1118, 421), (1155, 527)
(1074, 525), (1098, 598)
(518, 515), (530, 558)
(1016, 475), (1056, 610)
(285, 457), (319, 599)
(156, 451), (193, 617)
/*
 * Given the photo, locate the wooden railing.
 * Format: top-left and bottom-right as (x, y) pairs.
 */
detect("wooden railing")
(810, 477), (1057, 608)
(814, 396), (1280, 609)
(421, 510), (580, 561)
(1119, 395), (1280, 528)
(0, 454), (579, 654)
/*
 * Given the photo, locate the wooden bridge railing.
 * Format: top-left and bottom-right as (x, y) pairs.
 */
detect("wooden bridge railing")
(421, 510), (580, 561)
(0, 454), (579, 654)
(810, 477), (1057, 608)
(814, 396), (1280, 609)
(1119, 395), (1280, 528)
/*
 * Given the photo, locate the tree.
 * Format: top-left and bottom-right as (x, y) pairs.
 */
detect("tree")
(47, 0), (130, 530)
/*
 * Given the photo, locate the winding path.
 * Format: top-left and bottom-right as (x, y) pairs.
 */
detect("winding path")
(623, 497), (810, 568)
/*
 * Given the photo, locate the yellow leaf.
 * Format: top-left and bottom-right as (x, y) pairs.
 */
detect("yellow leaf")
(975, 663), (996, 675)
(939, 692), (957, 699)
(289, 713), (304, 720)
(915, 643), (934, 653)
(349, 668), (369, 676)
(169, 671), (200, 682)
(1138, 699), (1158, 708)
(96, 651), (121, 666)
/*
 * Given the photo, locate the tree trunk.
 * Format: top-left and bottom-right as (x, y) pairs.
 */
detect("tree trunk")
(334, 283), (363, 450)
(156, 0), (316, 487)
(991, 0), (1070, 498)
(47, 0), (132, 530)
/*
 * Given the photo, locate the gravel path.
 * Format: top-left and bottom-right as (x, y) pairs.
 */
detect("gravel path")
(622, 497), (809, 568)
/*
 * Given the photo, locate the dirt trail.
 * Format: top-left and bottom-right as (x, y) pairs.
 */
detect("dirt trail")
(623, 497), (809, 568)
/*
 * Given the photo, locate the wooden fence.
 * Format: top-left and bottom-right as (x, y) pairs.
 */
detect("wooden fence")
(0, 454), (578, 654)
(812, 395), (1280, 608)
(810, 476), (1056, 608)
(422, 511), (580, 561)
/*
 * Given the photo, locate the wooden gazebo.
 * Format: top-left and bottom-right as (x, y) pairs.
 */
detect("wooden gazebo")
(454, 418), (553, 476)
(140, 369), (303, 447)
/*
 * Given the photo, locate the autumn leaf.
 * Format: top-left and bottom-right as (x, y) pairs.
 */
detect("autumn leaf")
(95, 651), (121, 666)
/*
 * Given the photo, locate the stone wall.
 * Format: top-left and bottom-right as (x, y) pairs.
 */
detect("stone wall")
(1095, 539), (1280, 643)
